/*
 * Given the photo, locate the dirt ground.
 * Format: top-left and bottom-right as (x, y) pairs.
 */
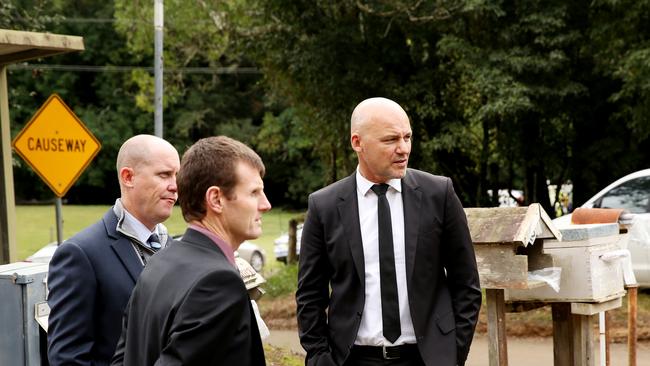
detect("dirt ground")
(258, 292), (650, 342)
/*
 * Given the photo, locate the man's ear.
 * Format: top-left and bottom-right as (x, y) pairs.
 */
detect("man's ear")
(351, 133), (362, 153)
(119, 167), (135, 188)
(205, 186), (223, 214)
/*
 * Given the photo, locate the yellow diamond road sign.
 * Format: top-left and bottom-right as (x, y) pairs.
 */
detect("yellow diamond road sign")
(12, 94), (101, 197)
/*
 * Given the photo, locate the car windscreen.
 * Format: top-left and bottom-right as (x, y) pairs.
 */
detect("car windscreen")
(594, 175), (650, 213)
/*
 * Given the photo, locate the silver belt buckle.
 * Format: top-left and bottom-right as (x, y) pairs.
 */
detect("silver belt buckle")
(382, 345), (399, 360)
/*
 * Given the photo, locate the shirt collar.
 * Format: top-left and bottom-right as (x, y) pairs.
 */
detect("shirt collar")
(113, 198), (165, 247)
(188, 223), (237, 267)
(122, 209), (158, 245)
(355, 167), (402, 196)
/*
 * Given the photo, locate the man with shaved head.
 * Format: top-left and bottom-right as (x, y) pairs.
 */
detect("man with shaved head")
(297, 98), (482, 366)
(47, 134), (180, 366)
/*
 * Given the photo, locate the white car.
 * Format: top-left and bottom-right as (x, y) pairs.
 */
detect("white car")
(553, 169), (650, 227)
(553, 169), (650, 286)
(274, 224), (302, 263)
(26, 239), (266, 273)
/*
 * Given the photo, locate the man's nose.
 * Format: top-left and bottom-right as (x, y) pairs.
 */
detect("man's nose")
(168, 178), (178, 192)
(259, 192), (272, 212)
(396, 138), (411, 154)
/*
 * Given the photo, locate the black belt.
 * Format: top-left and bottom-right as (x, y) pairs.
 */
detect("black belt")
(351, 344), (419, 360)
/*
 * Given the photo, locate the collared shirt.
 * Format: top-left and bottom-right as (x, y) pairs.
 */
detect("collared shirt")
(122, 209), (160, 249)
(354, 169), (416, 346)
(189, 224), (237, 268)
(113, 198), (169, 265)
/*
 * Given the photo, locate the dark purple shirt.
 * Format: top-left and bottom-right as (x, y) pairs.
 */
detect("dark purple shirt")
(188, 224), (236, 268)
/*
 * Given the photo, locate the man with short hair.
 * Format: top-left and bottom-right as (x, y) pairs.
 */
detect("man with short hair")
(112, 136), (269, 366)
(297, 97), (482, 366)
(47, 134), (180, 366)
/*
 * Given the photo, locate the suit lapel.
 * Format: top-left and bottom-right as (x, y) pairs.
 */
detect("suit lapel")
(103, 210), (143, 282)
(111, 239), (144, 282)
(337, 175), (365, 285)
(402, 170), (421, 284)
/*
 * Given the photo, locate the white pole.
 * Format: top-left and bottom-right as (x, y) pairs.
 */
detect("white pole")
(599, 311), (606, 366)
(154, 0), (164, 138)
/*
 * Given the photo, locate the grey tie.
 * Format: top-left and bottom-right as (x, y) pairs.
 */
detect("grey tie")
(147, 233), (162, 251)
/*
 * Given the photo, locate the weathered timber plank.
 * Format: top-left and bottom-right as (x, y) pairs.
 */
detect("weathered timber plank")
(573, 314), (595, 366)
(486, 289), (508, 366)
(0, 29), (84, 65)
(465, 203), (561, 245)
(475, 245), (528, 289)
(552, 303), (574, 366)
(0, 29), (84, 51)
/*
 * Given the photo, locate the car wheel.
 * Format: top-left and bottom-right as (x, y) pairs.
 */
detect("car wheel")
(249, 251), (264, 272)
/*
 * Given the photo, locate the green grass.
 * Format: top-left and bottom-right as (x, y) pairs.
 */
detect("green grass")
(264, 344), (303, 366)
(15, 204), (304, 268)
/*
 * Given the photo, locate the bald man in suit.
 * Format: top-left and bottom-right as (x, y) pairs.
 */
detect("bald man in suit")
(296, 98), (481, 366)
(48, 135), (180, 366)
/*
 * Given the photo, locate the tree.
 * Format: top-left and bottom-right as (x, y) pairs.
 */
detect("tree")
(7, 0), (156, 202)
(9, 0), (650, 211)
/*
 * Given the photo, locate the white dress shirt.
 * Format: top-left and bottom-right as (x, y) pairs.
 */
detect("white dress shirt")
(354, 169), (416, 346)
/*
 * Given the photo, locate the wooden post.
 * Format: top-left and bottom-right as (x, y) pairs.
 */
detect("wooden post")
(0, 65), (17, 264)
(552, 303), (574, 366)
(486, 289), (508, 366)
(573, 313), (595, 366)
(287, 218), (297, 264)
(627, 285), (638, 366)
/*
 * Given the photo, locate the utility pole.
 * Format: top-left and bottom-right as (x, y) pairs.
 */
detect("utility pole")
(154, 0), (163, 138)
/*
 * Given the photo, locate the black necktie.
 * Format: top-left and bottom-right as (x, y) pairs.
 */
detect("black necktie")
(371, 183), (401, 343)
(147, 233), (162, 251)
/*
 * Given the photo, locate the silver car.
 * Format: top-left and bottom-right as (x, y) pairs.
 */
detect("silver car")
(274, 224), (302, 263)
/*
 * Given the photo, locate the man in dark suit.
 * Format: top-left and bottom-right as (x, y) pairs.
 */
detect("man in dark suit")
(296, 97), (482, 366)
(111, 136), (269, 366)
(47, 134), (180, 366)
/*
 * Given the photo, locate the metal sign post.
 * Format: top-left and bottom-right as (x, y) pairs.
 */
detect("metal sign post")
(55, 197), (63, 244)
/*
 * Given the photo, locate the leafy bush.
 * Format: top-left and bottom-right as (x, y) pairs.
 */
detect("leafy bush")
(263, 264), (298, 298)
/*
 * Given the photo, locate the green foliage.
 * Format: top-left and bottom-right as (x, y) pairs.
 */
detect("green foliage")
(263, 264), (298, 298)
(255, 109), (325, 205)
(6, 0), (650, 211)
(0, 1), (55, 30)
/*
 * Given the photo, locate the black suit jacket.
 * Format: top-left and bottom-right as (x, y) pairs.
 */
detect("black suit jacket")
(48, 208), (144, 366)
(111, 228), (265, 366)
(296, 169), (481, 366)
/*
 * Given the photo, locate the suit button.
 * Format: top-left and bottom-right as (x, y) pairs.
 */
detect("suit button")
(357, 311), (362, 317)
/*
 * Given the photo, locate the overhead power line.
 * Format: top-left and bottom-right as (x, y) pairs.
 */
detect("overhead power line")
(8, 64), (260, 74)
(10, 17), (117, 24)
(11, 16), (219, 25)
